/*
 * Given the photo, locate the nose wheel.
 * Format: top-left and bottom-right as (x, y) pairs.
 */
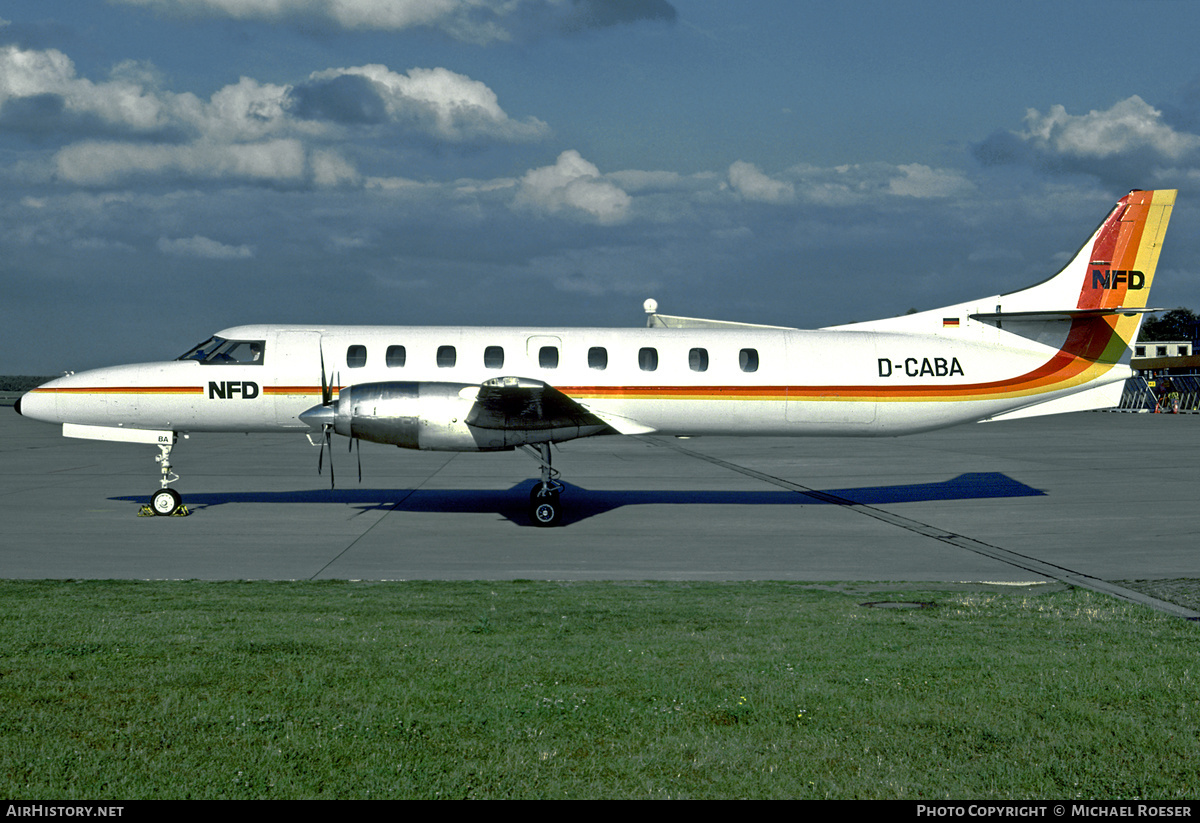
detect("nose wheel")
(151, 487), (182, 516)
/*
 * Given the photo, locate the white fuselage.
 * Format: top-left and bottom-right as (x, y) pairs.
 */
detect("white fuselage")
(19, 318), (1127, 446)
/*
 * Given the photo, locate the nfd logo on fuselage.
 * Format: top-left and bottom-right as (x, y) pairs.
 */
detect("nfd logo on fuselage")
(1092, 269), (1145, 290)
(208, 381), (259, 399)
(878, 357), (964, 378)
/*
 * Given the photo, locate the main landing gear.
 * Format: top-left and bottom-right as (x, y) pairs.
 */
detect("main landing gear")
(147, 435), (185, 516)
(523, 442), (564, 527)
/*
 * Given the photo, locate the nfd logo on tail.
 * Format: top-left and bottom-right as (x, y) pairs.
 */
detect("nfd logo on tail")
(1091, 270), (1145, 290)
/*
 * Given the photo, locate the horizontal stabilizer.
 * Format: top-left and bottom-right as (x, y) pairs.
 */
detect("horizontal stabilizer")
(971, 307), (1166, 322)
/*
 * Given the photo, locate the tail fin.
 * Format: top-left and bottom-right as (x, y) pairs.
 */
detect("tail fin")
(971, 189), (1176, 365)
(826, 190), (1177, 419)
(998, 188), (1176, 315)
(824, 189), (1176, 343)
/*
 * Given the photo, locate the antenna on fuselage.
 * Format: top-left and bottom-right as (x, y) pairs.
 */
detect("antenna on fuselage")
(643, 298), (659, 327)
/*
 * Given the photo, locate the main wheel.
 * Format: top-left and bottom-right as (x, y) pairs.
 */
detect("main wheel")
(151, 488), (182, 516)
(530, 494), (562, 527)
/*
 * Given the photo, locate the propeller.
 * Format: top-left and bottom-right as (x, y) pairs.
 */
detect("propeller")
(300, 350), (361, 487)
(316, 350), (336, 489)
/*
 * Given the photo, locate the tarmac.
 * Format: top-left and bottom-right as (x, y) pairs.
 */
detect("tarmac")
(2, 407), (1198, 615)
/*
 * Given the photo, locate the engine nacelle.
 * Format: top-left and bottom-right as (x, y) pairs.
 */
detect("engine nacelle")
(301, 379), (613, 451)
(329, 381), (499, 451)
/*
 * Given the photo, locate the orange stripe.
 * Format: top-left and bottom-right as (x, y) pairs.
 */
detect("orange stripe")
(31, 386), (203, 395)
(264, 386), (342, 395)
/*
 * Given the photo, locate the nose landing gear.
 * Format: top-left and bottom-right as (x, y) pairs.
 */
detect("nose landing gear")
(146, 435), (187, 516)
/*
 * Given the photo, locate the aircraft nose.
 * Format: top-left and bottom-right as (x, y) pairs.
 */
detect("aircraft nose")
(10, 383), (60, 424)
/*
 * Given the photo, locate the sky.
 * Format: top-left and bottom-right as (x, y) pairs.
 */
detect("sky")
(4, 0), (1200, 373)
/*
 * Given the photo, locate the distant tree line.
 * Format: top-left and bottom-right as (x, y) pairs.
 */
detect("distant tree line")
(1140, 308), (1199, 343)
(0, 376), (54, 392)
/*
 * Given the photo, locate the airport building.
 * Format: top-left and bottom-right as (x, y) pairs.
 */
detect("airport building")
(1124, 339), (1200, 412)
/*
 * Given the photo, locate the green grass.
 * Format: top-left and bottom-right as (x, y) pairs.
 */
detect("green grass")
(1, 580), (1196, 799)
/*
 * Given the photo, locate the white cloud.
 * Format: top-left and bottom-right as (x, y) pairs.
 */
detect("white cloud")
(514, 150), (631, 223)
(727, 161), (794, 204)
(116, 0), (511, 42)
(1, 43), (542, 187)
(0, 45), (180, 135)
(157, 235), (254, 259)
(0, 45), (73, 99)
(54, 139), (312, 186)
(768, 162), (976, 205)
(1019, 96), (1200, 160)
(300, 65), (549, 142)
(887, 164), (974, 198)
(310, 149), (361, 187)
(112, 0), (676, 44)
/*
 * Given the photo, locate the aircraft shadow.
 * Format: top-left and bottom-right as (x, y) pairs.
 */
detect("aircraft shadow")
(113, 471), (1044, 527)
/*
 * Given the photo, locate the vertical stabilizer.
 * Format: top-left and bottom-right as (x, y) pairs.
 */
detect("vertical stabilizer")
(1003, 189), (1176, 314)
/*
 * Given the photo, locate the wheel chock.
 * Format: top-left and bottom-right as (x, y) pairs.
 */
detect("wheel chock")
(137, 504), (190, 517)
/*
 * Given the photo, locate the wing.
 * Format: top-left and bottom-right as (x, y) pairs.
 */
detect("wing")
(465, 377), (615, 445)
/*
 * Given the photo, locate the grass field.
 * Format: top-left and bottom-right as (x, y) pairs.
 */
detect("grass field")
(1, 580), (1196, 799)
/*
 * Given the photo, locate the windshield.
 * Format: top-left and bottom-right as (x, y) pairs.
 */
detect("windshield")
(177, 336), (265, 364)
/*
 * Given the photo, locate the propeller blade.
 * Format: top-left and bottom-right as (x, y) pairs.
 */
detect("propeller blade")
(325, 427), (335, 489)
(320, 351), (331, 407)
(317, 425), (335, 489)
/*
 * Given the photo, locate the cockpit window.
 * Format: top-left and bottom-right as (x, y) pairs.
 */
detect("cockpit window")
(177, 336), (265, 365)
(178, 337), (222, 361)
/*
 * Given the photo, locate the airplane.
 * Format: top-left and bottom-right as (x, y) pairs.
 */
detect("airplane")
(15, 188), (1177, 527)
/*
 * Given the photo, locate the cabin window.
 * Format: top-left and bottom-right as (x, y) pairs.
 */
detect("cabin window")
(689, 348), (709, 372)
(386, 345), (406, 368)
(739, 348), (759, 373)
(539, 346), (559, 369)
(347, 345), (367, 368)
(639, 347), (658, 371)
(484, 346), (504, 369)
(437, 345), (457, 368)
(588, 347), (608, 370)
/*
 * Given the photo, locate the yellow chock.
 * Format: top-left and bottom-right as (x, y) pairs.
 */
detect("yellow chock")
(137, 505), (190, 517)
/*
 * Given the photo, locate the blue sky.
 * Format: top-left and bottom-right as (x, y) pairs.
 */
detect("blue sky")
(4, 0), (1200, 373)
